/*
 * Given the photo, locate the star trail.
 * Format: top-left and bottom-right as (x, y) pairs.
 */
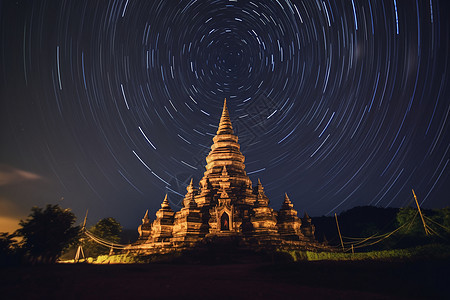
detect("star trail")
(1, 0), (449, 229)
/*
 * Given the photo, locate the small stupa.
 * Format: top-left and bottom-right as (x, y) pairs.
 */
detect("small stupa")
(127, 99), (328, 253)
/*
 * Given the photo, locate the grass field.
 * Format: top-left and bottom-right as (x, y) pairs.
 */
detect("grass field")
(2, 254), (449, 299)
(61, 243), (450, 264)
(285, 244), (450, 261)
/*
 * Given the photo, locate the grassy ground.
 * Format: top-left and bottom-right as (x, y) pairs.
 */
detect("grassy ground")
(1, 257), (449, 299)
(285, 244), (450, 261)
(61, 243), (450, 264)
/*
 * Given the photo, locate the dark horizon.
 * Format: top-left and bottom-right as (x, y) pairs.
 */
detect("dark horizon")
(1, 0), (449, 232)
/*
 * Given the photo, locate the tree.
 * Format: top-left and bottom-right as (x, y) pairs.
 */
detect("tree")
(85, 217), (122, 257)
(394, 207), (450, 247)
(15, 204), (80, 264)
(397, 207), (424, 236)
(435, 207), (450, 233)
(0, 232), (20, 265)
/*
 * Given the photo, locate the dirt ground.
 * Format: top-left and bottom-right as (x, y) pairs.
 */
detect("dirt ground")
(1, 259), (448, 300)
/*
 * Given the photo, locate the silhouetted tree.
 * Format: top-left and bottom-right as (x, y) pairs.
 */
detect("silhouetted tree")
(85, 217), (122, 257)
(395, 207), (450, 247)
(0, 232), (20, 265)
(397, 207), (424, 236)
(434, 207), (450, 233)
(15, 204), (80, 264)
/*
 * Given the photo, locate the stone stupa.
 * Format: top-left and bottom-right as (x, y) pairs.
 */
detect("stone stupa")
(127, 99), (329, 253)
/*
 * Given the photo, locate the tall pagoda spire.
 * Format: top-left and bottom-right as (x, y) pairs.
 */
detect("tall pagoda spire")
(200, 98), (251, 191)
(217, 98), (234, 135)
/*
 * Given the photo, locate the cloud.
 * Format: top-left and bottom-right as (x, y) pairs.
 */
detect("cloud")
(0, 164), (44, 186)
(0, 166), (54, 233)
(0, 216), (21, 234)
(0, 198), (25, 233)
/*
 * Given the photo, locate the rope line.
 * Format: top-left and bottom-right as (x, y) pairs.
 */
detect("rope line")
(338, 207), (449, 252)
(340, 211), (420, 251)
(424, 215), (450, 231)
(84, 229), (127, 250)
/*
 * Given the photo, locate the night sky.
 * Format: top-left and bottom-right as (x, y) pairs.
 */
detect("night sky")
(1, 0), (449, 231)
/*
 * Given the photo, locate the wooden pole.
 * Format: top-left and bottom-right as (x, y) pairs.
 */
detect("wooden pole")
(75, 210), (89, 262)
(412, 189), (430, 235)
(335, 213), (345, 252)
(75, 245), (82, 262)
(82, 209), (88, 229)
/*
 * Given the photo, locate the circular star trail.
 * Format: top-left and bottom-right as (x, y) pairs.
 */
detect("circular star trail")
(1, 0), (449, 228)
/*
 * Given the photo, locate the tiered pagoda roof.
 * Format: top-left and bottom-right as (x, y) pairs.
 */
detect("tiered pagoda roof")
(129, 99), (328, 253)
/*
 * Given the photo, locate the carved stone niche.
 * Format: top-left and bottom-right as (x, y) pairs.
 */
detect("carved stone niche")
(209, 188), (236, 234)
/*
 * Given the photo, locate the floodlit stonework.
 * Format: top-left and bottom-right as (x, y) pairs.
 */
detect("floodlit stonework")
(127, 99), (329, 253)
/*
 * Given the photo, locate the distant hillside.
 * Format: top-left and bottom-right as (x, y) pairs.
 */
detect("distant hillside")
(313, 206), (400, 247)
(312, 205), (449, 250)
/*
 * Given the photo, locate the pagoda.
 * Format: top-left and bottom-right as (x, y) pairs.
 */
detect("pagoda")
(128, 99), (328, 253)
